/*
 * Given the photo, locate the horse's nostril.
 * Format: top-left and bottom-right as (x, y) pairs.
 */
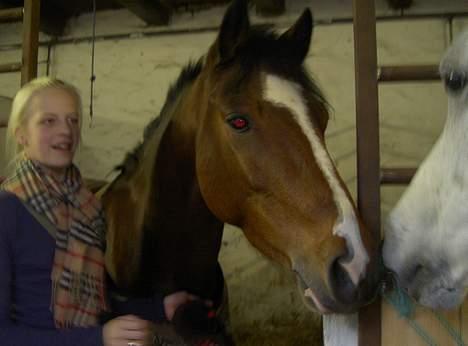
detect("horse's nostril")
(329, 258), (357, 304)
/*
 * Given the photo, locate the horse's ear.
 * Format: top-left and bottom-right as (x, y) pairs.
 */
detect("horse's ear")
(216, 0), (250, 64)
(279, 9), (313, 64)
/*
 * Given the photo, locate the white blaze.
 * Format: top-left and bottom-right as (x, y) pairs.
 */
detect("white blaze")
(263, 74), (369, 285)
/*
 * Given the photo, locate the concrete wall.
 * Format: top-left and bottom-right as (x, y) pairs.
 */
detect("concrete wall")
(0, 3), (466, 345)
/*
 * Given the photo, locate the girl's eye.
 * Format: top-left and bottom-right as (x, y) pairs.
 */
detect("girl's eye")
(43, 118), (55, 125)
(226, 114), (251, 132)
(69, 117), (79, 125)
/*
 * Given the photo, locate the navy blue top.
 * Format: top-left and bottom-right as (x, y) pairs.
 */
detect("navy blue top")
(0, 191), (166, 346)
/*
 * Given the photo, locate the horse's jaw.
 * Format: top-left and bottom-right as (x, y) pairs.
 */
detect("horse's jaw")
(383, 122), (468, 310)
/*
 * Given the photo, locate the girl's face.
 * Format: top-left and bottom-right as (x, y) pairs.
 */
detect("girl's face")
(18, 87), (81, 179)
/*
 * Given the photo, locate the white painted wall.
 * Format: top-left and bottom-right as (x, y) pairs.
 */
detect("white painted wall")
(0, 2), (467, 345)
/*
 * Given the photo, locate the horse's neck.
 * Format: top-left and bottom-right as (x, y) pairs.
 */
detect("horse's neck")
(137, 86), (225, 301)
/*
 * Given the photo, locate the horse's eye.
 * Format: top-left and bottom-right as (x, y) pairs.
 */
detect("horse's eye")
(445, 71), (466, 92)
(226, 114), (250, 132)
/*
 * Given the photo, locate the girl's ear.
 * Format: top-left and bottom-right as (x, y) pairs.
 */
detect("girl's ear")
(15, 127), (27, 146)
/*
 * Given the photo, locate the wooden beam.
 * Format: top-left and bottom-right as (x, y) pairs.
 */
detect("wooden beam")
(352, 0), (382, 345)
(378, 65), (440, 82)
(115, 0), (172, 25)
(21, 0), (40, 86)
(39, 5), (69, 36)
(0, 7), (23, 23)
(0, 62), (22, 74)
(254, 0), (285, 16)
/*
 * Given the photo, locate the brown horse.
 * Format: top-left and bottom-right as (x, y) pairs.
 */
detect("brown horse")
(100, 0), (380, 317)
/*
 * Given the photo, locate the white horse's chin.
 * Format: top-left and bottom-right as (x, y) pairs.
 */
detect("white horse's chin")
(416, 284), (465, 310)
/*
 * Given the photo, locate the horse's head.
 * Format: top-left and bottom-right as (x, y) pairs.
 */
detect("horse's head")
(189, 0), (380, 314)
(383, 30), (468, 310)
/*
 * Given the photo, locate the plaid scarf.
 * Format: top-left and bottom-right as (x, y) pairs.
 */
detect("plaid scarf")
(1, 158), (108, 328)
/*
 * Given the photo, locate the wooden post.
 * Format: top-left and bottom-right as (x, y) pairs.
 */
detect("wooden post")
(324, 1), (381, 345)
(352, 0), (381, 345)
(21, 0), (40, 86)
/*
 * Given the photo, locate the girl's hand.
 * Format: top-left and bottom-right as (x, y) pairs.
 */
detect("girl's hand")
(103, 314), (154, 346)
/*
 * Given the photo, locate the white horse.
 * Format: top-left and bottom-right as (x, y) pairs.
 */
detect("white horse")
(383, 29), (468, 310)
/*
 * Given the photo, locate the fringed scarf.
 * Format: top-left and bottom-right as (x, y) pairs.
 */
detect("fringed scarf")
(1, 158), (108, 328)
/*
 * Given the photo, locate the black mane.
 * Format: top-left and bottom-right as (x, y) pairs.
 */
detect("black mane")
(116, 60), (203, 174)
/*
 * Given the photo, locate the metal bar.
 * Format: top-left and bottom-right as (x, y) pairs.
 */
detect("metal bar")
(378, 65), (440, 82)
(21, 0), (40, 86)
(0, 62), (22, 73)
(353, 0), (381, 345)
(0, 7), (23, 22)
(380, 168), (416, 185)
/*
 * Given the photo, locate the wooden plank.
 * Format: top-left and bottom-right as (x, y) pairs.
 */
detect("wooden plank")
(0, 7), (23, 23)
(352, 0), (381, 345)
(21, 0), (40, 86)
(378, 65), (440, 82)
(0, 62), (22, 74)
(114, 0), (172, 25)
(382, 299), (467, 346)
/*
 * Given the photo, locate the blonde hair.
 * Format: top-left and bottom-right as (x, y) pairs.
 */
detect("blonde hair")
(5, 76), (83, 166)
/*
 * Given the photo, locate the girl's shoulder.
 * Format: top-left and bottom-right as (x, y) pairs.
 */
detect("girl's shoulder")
(0, 191), (22, 242)
(0, 190), (27, 220)
(0, 190), (22, 207)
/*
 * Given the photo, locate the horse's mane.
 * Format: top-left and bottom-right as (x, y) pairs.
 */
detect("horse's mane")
(116, 60), (203, 176)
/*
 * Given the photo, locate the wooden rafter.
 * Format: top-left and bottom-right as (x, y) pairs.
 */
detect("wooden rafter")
(114, 0), (172, 25)
(0, 7), (22, 23)
(254, 0), (285, 16)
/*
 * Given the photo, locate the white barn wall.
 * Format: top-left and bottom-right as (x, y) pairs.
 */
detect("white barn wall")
(0, 3), (467, 344)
